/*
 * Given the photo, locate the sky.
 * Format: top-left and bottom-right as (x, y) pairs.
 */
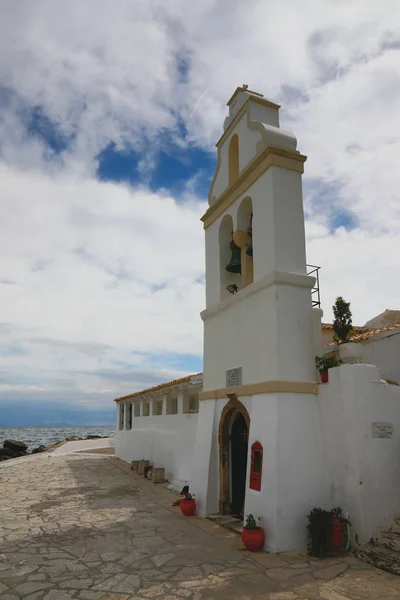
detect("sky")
(1, 0), (400, 426)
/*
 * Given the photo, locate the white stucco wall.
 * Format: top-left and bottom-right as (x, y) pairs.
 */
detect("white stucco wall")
(202, 280), (315, 392)
(318, 363), (400, 543)
(210, 95), (280, 203)
(115, 391), (199, 490)
(244, 392), (328, 552)
(361, 331), (400, 383)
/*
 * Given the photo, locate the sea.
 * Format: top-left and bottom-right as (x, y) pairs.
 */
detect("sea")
(0, 426), (115, 451)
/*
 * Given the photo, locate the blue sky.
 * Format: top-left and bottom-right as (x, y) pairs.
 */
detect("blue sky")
(0, 0), (400, 425)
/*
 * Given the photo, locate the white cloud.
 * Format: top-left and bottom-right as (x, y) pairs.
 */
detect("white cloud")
(1, 0), (400, 414)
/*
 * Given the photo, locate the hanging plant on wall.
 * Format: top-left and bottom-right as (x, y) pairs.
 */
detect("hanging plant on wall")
(306, 507), (351, 557)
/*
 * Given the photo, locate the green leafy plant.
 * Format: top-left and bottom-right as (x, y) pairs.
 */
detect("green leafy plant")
(333, 297), (353, 344)
(244, 514), (261, 530)
(331, 507), (351, 527)
(306, 507), (351, 557)
(307, 507), (332, 557)
(316, 355), (342, 374)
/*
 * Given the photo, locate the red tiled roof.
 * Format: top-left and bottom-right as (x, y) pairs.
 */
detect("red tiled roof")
(114, 373), (203, 403)
(321, 323), (371, 333)
(348, 322), (400, 342)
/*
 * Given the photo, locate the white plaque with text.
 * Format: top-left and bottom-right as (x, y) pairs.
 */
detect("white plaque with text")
(226, 367), (242, 388)
(372, 422), (394, 439)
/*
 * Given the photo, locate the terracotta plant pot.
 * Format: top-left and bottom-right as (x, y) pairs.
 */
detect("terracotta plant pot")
(242, 526), (265, 552)
(180, 499), (196, 516)
(328, 516), (344, 556)
(320, 372), (329, 383)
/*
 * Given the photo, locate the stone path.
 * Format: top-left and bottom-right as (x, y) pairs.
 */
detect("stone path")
(1, 454), (400, 600)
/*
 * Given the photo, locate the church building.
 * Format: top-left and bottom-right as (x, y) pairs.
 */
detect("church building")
(115, 86), (400, 554)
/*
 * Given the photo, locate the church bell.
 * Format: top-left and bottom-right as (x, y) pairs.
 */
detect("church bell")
(226, 240), (241, 274)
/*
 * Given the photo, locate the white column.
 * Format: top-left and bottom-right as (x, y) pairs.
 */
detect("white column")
(178, 388), (185, 414)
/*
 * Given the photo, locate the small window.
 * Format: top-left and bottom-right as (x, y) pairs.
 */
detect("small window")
(166, 396), (178, 415)
(119, 404), (124, 430)
(189, 396), (198, 413)
(143, 401), (150, 417)
(228, 134), (239, 185)
(134, 403), (140, 417)
(183, 395), (199, 414)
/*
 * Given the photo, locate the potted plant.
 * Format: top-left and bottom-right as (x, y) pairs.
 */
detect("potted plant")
(179, 490), (197, 516)
(242, 514), (265, 552)
(307, 507), (351, 557)
(316, 355), (342, 383)
(328, 507), (351, 556)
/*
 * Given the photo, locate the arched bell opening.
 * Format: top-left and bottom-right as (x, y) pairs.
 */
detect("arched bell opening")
(219, 214), (241, 301)
(219, 397), (250, 517)
(236, 196), (254, 287)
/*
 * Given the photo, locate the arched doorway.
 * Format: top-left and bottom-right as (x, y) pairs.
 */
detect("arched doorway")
(219, 397), (250, 516)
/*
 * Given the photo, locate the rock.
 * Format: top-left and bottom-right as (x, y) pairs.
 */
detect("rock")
(66, 435), (81, 441)
(31, 445), (47, 454)
(85, 435), (102, 439)
(4, 439), (28, 453)
(0, 448), (14, 458)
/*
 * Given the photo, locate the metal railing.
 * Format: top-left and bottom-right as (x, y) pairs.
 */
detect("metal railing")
(307, 264), (321, 308)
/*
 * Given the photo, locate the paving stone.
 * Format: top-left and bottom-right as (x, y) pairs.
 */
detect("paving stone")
(313, 562), (348, 580)
(267, 567), (311, 581)
(24, 593), (45, 600)
(152, 553), (176, 567)
(77, 592), (104, 600)
(0, 581), (9, 593)
(251, 553), (290, 568)
(59, 578), (94, 589)
(14, 581), (53, 595)
(43, 591), (76, 600)
(98, 595), (130, 600)
(339, 554), (362, 565)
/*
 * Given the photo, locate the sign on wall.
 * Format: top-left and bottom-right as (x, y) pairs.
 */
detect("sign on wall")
(371, 422), (394, 439)
(226, 367), (242, 388)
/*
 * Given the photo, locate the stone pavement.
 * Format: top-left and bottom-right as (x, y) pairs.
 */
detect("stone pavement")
(1, 453), (400, 600)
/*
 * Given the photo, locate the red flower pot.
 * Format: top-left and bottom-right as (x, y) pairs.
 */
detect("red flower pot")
(180, 499), (196, 516)
(242, 527), (265, 552)
(328, 516), (344, 556)
(320, 372), (329, 383)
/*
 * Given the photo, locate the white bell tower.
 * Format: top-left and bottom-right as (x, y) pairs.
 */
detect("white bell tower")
(191, 86), (328, 552)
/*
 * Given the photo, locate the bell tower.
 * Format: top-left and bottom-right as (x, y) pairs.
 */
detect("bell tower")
(191, 86), (328, 552)
(202, 86), (317, 387)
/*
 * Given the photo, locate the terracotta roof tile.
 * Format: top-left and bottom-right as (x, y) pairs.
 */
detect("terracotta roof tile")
(321, 323), (371, 333)
(114, 373), (203, 403)
(348, 322), (400, 342)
